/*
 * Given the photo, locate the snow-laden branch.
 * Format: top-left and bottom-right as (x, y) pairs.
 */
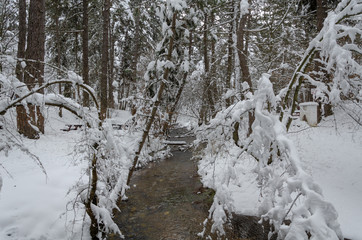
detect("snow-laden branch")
(196, 74), (342, 239)
(0, 71), (99, 116)
(279, 0), (362, 130)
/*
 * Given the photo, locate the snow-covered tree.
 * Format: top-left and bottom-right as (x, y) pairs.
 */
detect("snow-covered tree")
(196, 73), (343, 239)
(195, 0), (361, 238)
(280, 0), (362, 130)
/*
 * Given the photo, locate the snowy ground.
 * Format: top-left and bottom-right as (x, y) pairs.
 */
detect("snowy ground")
(0, 108), (149, 240)
(1, 106), (361, 239)
(0, 109), (87, 240)
(288, 108), (362, 240)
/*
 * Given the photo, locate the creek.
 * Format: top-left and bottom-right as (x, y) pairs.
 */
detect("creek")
(110, 128), (212, 240)
(110, 128), (270, 240)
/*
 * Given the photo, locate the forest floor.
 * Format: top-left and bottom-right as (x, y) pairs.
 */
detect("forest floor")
(0, 106), (361, 240)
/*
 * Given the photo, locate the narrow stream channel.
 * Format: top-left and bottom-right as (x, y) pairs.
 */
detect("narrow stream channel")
(110, 129), (211, 240)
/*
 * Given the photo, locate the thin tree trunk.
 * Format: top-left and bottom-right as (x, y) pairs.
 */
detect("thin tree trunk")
(55, 2), (63, 117)
(127, 12), (177, 186)
(85, 151), (100, 240)
(225, 1), (234, 107)
(131, 1), (141, 94)
(82, 0), (90, 107)
(100, 0), (110, 120)
(162, 32), (193, 133)
(209, 11), (217, 117)
(200, 13), (212, 124)
(108, 21), (115, 109)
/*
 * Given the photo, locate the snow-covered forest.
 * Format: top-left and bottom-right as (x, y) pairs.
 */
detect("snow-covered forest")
(0, 0), (361, 239)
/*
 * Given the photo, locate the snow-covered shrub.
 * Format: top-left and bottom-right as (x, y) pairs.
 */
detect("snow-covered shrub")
(196, 74), (342, 239)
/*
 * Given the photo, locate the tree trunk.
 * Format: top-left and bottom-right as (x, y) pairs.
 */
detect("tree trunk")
(82, 0), (90, 107)
(162, 32), (193, 134)
(16, 0), (27, 133)
(15, 0), (26, 82)
(225, 1), (234, 107)
(237, 11), (254, 136)
(18, 0), (45, 139)
(127, 12), (177, 186)
(131, 0), (141, 94)
(100, 0), (110, 120)
(108, 21), (115, 109)
(316, 0), (333, 117)
(54, 1), (63, 117)
(200, 13), (215, 124)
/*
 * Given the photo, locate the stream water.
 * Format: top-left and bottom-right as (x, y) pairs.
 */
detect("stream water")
(110, 129), (212, 240)
(110, 128), (272, 240)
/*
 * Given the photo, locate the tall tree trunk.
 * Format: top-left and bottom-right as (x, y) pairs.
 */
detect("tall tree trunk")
(127, 12), (177, 186)
(316, 0), (333, 117)
(200, 13), (215, 124)
(209, 11), (218, 117)
(108, 21), (115, 109)
(100, 0), (110, 120)
(237, 11), (254, 136)
(16, 0), (26, 82)
(316, 0), (327, 31)
(162, 31), (193, 134)
(225, 1), (234, 107)
(16, 0), (27, 134)
(131, 0), (141, 94)
(55, 1), (63, 117)
(18, 0), (45, 139)
(82, 0), (90, 107)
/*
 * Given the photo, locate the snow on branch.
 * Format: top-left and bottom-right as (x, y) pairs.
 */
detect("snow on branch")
(280, 0), (362, 128)
(195, 74), (342, 239)
(0, 72), (98, 117)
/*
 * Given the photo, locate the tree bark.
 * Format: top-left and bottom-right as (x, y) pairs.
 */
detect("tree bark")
(82, 0), (90, 107)
(108, 20), (115, 109)
(54, 1), (63, 117)
(225, 1), (234, 107)
(15, 0), (26, 82)
(17, 0), (46, 139)
(100, 0), (110, 120)
(236, 11), (254, 136)
(16, 0), (27, 134)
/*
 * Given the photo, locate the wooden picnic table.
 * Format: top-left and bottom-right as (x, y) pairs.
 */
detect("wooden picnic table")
(62, 124), (83, 131)
(112, 123), (123, 130)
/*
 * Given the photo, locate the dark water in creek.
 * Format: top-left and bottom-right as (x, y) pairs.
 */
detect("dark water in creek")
(109, 129), (272, 240)
(110, 130), (212, 240)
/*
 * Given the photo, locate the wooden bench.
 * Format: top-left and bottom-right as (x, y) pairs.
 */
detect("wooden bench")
(112, 123), (129, 130)
(61, 124), (83, 131)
